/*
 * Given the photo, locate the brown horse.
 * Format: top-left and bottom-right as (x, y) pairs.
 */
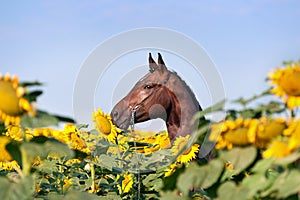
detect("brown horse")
(111, 53), (202, 143)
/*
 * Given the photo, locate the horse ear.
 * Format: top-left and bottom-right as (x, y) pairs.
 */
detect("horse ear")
(149, 53), (158, 72)
(158, 53), (167, 73)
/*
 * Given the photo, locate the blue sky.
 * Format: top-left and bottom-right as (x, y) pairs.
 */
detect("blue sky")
(1, 1), (299, 126)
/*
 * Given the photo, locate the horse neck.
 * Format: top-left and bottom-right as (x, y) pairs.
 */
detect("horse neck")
(165, 75), (200, 143)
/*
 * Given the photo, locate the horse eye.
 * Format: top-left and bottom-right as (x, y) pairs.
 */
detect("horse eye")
(144, 85), (153, 89)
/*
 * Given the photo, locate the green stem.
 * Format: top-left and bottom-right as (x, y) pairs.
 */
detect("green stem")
(21, 150), (30, 176)
(90, 163), (95, 193)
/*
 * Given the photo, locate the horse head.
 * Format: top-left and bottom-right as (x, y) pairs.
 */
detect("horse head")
(111, 53), (172, 130)
(111, 53), (201, 142)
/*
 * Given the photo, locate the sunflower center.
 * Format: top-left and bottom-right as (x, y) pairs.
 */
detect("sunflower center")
(95, 116), (112, 135)
(280, 72), (300, 96)
(0, 81), (23, 116)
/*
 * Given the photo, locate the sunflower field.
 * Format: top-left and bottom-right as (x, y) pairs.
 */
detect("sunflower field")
(1, 61), (300, 200)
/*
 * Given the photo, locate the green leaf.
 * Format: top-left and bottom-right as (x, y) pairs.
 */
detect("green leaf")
(6, 141), (22, 167)
(219, 146), (257, 175)
(93, 140), (110, 156)
(255, 101), (285, 115)
(0, 177), (12, 198)
(48, 190), (100, 200)
(273, 151), (300, 166)
(177, 160), (223, 194)
(0, 176), (34, 200)
(147, 178), (163, 191)
(23, 90), (43, 102)
(143, 174), (163, 191)
(177, 164), (203, 194)
(43, 140), (74, 160)
(143, 173), (161, 186)
(162, 166), (185, 191)
(35, 159), (58, 174)
(19, 140), (73, 174)
(239, 109), (258, 118)
(160, 191), (189, 200)
(97, 154), (119, 171)
(265, 169), (300, 199)
(96, 194), (122, 200)
(220, 167), (236, 182)
(53, 114), (76, 123)
(76, 124), (89, 129)
(251, 158), (274, 173)
(202, 159), (224, 188)
(21, 110), (59, 128)
(0, 123), (5, 134)
(242, 173), (270, 198)
(217, 181), (249, 200)
(260, 169), (281, 197)
(19, 81), (43, 87)
(20, 142), (47, 173)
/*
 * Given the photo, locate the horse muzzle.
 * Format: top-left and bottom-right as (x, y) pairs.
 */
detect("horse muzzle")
(110, 107), (131, 130)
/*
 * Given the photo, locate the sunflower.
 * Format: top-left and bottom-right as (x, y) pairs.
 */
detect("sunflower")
(117, 173), (134, 194)
(62, 177), (78, 191)
(171, 135), (190, 155)
(209, 117), (286, 150)
(283, 119), (300, 151)
(62, 124), (90, 154)
(176, 144), (199, 163)
(263, 139), (291, 158)
(31, 127), (54, 137)
(0, 160), (20, 171)
(51, 129), (68, 143)
(131, 130), (171, 153)
(248, 117), (287, 148)
(93, 109), (117, 143)
(0, 136), (13, 162)
(153, 130), (171, 149)
(209, 118), (256, 150)
(0, 136), (19, 170)
(26, 124), (90, 154)
(5, 125), (24, 141)
(268, 61), (300, 109)
(0, 73), (34, 126)
(255, 118), (286, 140)
(164, 163), (179, 177)
(171, 135), (199, 163)
(64, 158), (83, 165)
